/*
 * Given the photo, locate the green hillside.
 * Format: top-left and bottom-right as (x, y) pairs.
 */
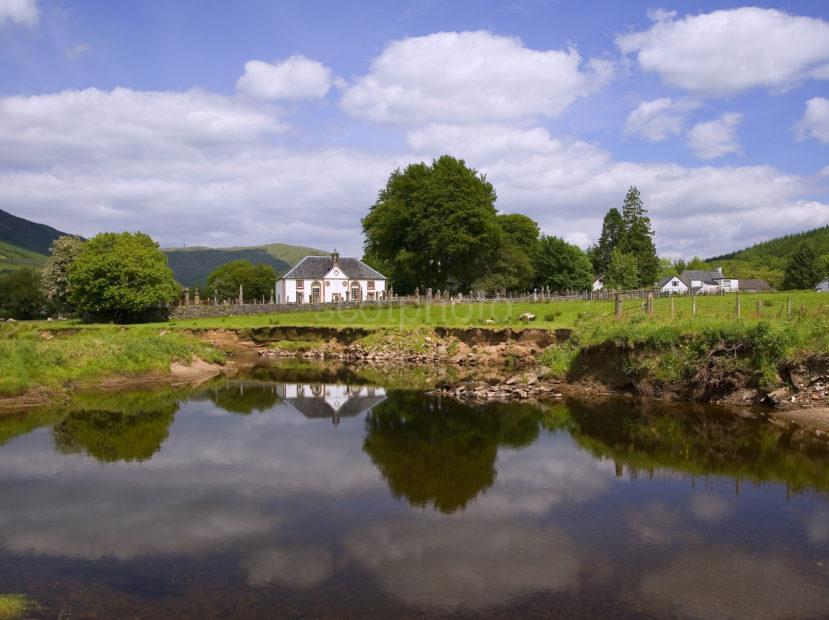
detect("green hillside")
(705, 226), (829, 289)
(0, 240), (47, 273)
(0, 208), (70, 255)
(163, 243), (328, 288)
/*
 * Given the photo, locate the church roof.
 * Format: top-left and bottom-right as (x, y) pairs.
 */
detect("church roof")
(281, 256), (386, 280)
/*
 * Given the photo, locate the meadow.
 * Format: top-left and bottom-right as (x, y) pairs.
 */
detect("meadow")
(1, 290), (827, 400)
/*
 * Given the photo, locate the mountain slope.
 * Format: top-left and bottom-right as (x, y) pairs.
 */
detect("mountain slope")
(163, 244), (328, 288)
(0, 208), (70, 255)
(709, 226), (829, 262)
(705, 226), (829, 289)
(0, 240), (48, 273)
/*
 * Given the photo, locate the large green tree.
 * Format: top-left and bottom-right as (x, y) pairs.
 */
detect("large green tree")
(616, 187), (659, 287)
(362, 156), (502, 293)
(207, 260), (276, 302)
(0, 267), (45, 319)
(40, 235), (85, 315)
(68, 232), (179, 321)
(604, 248), (640, 290)
(534, 236), (594, 292)
(592, 207), (624, 275)
(472, 214), (540, 293)
(783, 243), (824, 290)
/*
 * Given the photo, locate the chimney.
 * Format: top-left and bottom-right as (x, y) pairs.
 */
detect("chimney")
(331, 249), (340, 267)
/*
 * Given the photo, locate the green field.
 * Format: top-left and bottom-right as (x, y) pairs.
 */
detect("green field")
(149, 290), (828, 330)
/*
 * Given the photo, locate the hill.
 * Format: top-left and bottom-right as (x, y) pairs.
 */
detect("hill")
(163, 243), (328, 288)
(0, 240), (47, 273)
(0, 208), (71, 255)
(705, 226), (829, 289)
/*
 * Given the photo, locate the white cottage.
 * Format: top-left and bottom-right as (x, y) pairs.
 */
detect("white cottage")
(679, 267), (738, 294)
(657, 275), (689, 295)
(277, 251), (387, 304)
(815, 279), (829, 292)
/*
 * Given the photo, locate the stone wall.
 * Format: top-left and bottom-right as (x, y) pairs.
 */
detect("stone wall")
(168, 301), (402, 320)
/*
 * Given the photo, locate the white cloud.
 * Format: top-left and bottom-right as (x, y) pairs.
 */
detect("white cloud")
(236, 55), (333, 101)
(65, 43), (89, 60)
(345, 520), (583, 609)
(795, 97), (829, 143)
(617, 8), (829, 96)
(1, 87), (827, 259)
(686, 113), (743, 160)
(625, 98), (699, 142)
(342, 30), (612, 124)
(0, 0), (38, 26)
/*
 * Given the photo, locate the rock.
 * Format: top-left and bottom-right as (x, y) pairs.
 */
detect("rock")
(158, 329), (168, 336)
(437, 345), (448, 356)
(505, 375), (520, 385)
(39, 331), (54, 340)
(518, 313), (536, 322)
(525, 372), (538, 385)
(484, 319), (495, 325)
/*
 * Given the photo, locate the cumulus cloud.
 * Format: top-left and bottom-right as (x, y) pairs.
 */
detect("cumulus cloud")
(341, 30), (613, 123)
(344, 520), (583, 609)
(625, 98), (699, 142)
(795, 96), (829, 143)
(0, 0), (38, 26)
(1, 87), (828, 258)
(687, 113), (743, 160)
(236, 55), (333, 101)
(617, 8), (829, 96)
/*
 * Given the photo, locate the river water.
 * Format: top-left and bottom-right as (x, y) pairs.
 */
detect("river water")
(0, 361), (827, 618)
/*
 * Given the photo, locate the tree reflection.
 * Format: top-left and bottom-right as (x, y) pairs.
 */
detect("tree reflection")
(205, 382), (282, 415)
(52, 390), (180, 462)
(363, 392), (540, 513)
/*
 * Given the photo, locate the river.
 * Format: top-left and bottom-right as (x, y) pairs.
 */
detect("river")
(0, 361), (827, 618)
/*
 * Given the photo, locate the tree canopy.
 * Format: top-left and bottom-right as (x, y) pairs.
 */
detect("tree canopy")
(604, 248), (640, 291)
(41, 235), (85, 315)
(616, 186), (659, 287)
(0, 267), (45, 320)
(591, 207), (623, 275)
(362, 156), (503, 293)
(535, 236), (594, 291)
(69, 232), (179, 321)
(206, 260), (276, 302)
(783, 243), (824, 290)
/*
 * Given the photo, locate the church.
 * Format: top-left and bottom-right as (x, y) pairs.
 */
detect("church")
(276, 251), (387, 304)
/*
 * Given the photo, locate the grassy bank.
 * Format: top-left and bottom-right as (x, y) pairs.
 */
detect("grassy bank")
(0, 323), (224, 398)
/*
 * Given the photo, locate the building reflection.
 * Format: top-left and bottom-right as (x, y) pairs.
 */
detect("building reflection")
(278, 384), (387, 425)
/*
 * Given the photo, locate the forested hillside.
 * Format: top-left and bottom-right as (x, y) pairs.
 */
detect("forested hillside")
(163, 243), (327, 288)
(704, 226), (829, 289)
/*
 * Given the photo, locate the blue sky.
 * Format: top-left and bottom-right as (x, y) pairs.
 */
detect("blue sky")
(1, 0), (828, 258)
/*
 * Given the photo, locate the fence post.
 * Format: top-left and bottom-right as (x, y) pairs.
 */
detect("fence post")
(692, 294), (697, 318)
(756, 299), (761, 318)
(670, 296), (675, 320)
(615, 294), (622, 320)
(786, 296), (791, 319)
(646, 292), (654, 318)
(735, 293), (741, 319)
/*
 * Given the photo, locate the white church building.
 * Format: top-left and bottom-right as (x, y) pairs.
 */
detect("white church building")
(277, 251), (387, 304)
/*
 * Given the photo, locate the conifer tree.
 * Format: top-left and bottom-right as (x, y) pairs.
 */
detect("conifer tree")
(617, 186), (659, 287)
(592, 207), (623, 275)
(783, 243), (823, 290)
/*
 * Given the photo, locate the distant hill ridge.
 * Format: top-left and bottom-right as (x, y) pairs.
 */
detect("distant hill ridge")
(709, 226), (829, 262)
(162, 243), (329, 288)
(0, 208), (71, 255)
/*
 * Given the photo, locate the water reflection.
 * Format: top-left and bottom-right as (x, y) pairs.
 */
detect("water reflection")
(0, 364), (827, 617)
(363, 393), (539, 512)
